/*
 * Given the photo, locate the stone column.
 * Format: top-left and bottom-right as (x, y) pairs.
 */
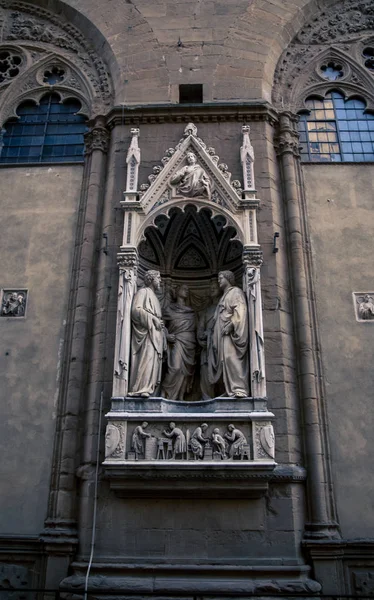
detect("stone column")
(42, 118), (109, 555)
(113, 246), (138, 397)
(243, 246), (266, 398)
(276, 112), (339, 539)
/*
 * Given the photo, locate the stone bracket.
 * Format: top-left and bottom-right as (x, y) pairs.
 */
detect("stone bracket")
(103, 461), (275, 499)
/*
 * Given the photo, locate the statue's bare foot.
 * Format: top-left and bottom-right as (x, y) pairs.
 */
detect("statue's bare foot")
(141, 392), (150, 397)
(235, 392), (247, 398)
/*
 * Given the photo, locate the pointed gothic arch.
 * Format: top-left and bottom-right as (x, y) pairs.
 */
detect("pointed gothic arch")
(273, 0), (374, 112)
(0, 2), (114, 120)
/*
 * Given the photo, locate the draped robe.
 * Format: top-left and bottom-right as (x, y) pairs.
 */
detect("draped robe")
(171, 164), (211, 198)
(161, 303), (196, 401)
(209, 286), (249, 397)
(129, 287), (164, 396)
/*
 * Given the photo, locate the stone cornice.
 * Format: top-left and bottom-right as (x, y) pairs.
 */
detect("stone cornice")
(106, 102), (278, 129)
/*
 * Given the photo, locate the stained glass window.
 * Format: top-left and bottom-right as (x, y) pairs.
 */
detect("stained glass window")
(298, 91), (374, 162)
(0, 93), (87, 164)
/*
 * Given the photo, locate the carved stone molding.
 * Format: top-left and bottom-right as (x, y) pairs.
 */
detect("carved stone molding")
(273, 0), (374, 111)
(61, 567), (321, 595)
(84, 126), (110, 155)
(107, 103), (278, 129)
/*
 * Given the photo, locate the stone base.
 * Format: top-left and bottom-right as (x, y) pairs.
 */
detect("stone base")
(103, 396), (276, 498)
(61, 562), (321, 595)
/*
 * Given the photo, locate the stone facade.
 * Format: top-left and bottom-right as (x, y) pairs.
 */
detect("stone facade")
(0, 0), (373, 596)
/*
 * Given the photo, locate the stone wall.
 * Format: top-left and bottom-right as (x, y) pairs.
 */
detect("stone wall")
(37, 0), (331, 104)
(0, 165), (83, 534)
(303, 163), (374, 538)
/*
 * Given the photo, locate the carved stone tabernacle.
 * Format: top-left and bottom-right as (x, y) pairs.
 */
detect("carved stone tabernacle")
(106, 123), (272, 491)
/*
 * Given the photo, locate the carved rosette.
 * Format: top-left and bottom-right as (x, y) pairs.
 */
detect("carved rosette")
(84, 126), (110, 155)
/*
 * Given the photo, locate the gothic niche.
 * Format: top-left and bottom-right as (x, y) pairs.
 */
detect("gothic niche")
(135, 205), (244, 401)
(107, 124), (273, 483)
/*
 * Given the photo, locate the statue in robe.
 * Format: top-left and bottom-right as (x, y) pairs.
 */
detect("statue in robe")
(161, 284), (196, 401)
(170, 152), (211, 199)
(197, 281), (221, 399)
(208, 271), (249, 398)
(128, 270), (164, 398)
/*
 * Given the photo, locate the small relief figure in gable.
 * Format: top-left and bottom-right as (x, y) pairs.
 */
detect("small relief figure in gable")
(170, 152), (212, 199)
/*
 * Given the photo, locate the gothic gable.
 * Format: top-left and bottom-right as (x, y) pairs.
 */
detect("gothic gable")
(138, 123), (243, 215)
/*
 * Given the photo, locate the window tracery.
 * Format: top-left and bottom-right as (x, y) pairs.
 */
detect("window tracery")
(0, 92), (87, 164)
(0, 50), (23, 84)
(298, 91), (374, 162)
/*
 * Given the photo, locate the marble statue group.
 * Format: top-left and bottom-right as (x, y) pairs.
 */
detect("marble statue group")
(128, 269), (250, 400)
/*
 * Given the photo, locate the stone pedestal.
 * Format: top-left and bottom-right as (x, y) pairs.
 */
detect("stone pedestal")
(103, 396), (276, 498)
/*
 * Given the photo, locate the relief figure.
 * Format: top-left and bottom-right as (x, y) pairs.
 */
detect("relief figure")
(161, 284), (196, 401)
(208, 271), (249, 398)
(211, 428), (227, 459)
(2, 291), (25, 317)
(358, 294), (374, 320)
(190, 423), (209, 459)
(128, 270), (165, 397)
(170, 152), (211, 199)
(163, 422), (187, 459)
(132, 422), (151, 460)
(224, 424), (247, 459)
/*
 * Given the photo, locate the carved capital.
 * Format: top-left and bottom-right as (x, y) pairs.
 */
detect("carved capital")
(243, 247), (263, 268)
(275, 136), (300, 157)
(84, 126), (110, 154)
(117, 247), (138, 271)
(275, 112), (300, 157)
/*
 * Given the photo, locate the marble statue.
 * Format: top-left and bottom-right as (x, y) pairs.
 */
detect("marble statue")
(128, 270), (165, 397)
(197, 281), (221, 399)
(162, 422), (187, 459)
(170, 152), (211, 199)
(358, 294), (374, 320)
(211, 428), (227, 459)
(224, 424), (247, 459)
(190, 423), (209, 459)
(2, 291), (25, 317)
(131, 422), (151, 459)
(161, 284), (196, 401)
(208, 271), (249, 398)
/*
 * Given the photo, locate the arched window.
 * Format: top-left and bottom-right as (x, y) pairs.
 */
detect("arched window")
(0, 93), (87, 164)
(298, 91), (374, 162)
